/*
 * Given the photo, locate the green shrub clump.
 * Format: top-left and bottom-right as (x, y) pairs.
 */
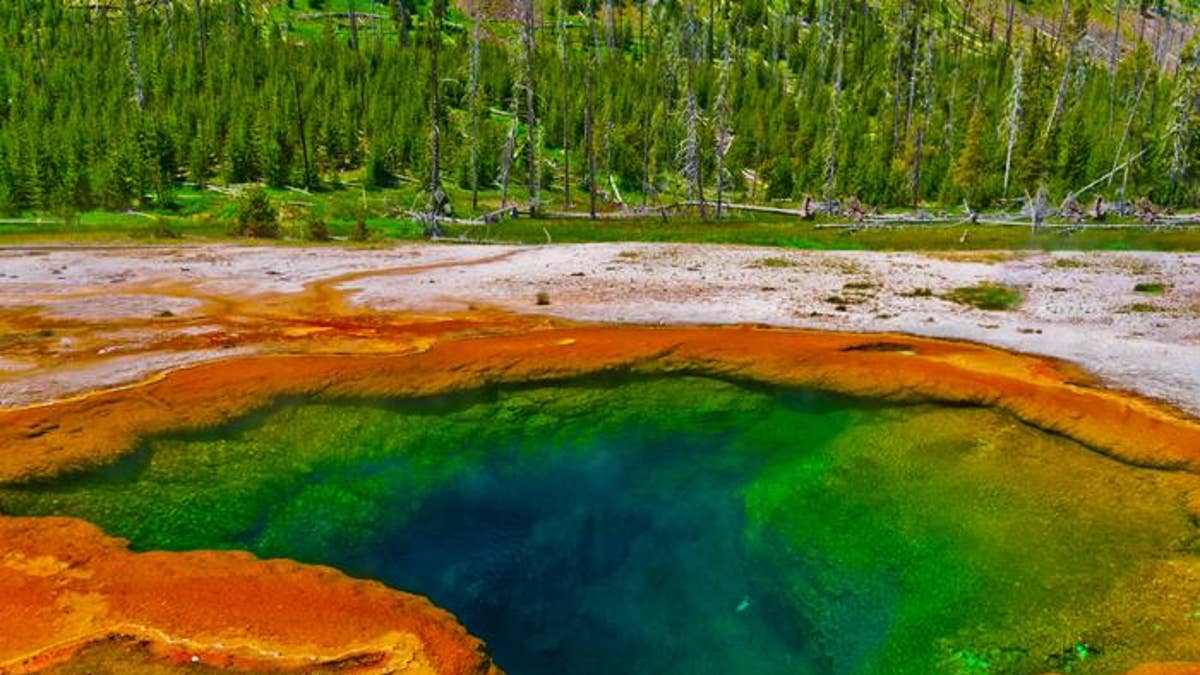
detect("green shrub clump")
(943, 282), (1023, 311)
(232, 186), (279, 238)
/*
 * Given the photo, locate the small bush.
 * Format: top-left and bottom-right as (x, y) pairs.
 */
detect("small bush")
(349, 215), (370, 242)
(145, 217), (179, 239)
(536, 291), (551, 306)
(1133, 282), (1166, 295)
(233, 186), (279, 238)
(942, 282), (1023, 311)
(304, 214), (331, 242)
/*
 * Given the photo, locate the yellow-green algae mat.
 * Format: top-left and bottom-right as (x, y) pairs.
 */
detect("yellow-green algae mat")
(2, 375), (1198, 674)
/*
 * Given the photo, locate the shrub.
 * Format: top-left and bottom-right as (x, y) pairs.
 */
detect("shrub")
(233, 186), (279, 238)
(1133, 282), (1166, 295)
(942, 282), (1023, 311)
(349, 216), (370, 242)
(304, 214), (331, 242)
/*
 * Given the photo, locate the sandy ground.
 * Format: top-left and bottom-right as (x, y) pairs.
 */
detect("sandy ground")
(1, 243), (1197, 416)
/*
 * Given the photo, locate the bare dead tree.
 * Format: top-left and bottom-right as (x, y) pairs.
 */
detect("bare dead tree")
(1108, 0), (1123, 133)
(193, 0), (205, 72)
(1166, 46), (1199, 204)
(911, 31), (934, 207)
(293, 76), (313, 191)
(124, 0), (146, 110)
(606, 0), (617, 50)
(469, 0), (482, 210)
(1003, 49), (1024, 197)
(427, 0), (448, 226)
(499, 84), (520, 208)
(558, 0), (572, 209)
(825, 0), (846, 203)
(19, 0), (46, 86)
(347, 0), (359, 51)
(585, 64), (597, 219)
(714, 36), (732, 219)
(163, 0), (176, 56)
(522, 0), (538, 216)
(393, 0), (410, 49)
(1043, 2), (1089, 142)
(680, 1), (705, 216)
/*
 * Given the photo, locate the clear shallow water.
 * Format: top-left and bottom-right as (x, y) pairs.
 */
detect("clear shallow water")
(2, 375), (1196, 674)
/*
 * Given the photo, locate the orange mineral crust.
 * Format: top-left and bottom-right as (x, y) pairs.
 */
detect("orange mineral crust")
(0, 517), (502, 675)
(2, 323), (1199, 484)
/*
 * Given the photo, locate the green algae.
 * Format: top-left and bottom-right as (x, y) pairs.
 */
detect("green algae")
(2, 375), (1199, 674)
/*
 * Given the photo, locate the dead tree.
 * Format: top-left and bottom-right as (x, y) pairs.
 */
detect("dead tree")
(557, 0), (572, 209)
(427, 0), (448, 229)
(585, 65), (597, 219)
(469, 0), (482, 210)
(681, 1), (705, 217)
(824, 1), (845, 202)
(713, 37), (732, 219)
(293, 77), (313, 191)
(499, 89), (519, 208)
(606, 0), (616, 50)
(193, 0), (205, 73)
(1043, 1), (1089, 143)
(1108, 0), (1123, 133)
(393, 0), (410, 49)
(1060, 193), (1084, 223)
(1003, 50), (1024, 197)
(124, 0), (146, 110)
(1134, 197), (1158, 223)
(347, 0), (359, 51)
(522, 0), (538, 217)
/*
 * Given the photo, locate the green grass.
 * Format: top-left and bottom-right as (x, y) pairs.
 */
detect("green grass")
(942, 282), (1024, 311)
(1133, 282), (1167, 294)
(5, 182), (1200, 251)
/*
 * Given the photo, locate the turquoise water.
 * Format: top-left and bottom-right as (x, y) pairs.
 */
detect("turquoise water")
(2, 375), (1195, 673)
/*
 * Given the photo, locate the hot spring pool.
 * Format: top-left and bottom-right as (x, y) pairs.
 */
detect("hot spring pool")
(2, 375), (1196, 674)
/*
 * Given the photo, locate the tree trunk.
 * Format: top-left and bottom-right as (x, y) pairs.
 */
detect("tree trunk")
(470, 0), (481, 210)
(194, 0), (206, 73)
(1003, 51), (1024, 197)
(607, 0), (617, 50)
(428, 0), (447, 221)
(347, 0), (359, 51)
(124, 0), (146, 110)
(294, 78), (313, 191)
(558, 0), (572, 209)
(585, 68), (597, 219)
(396, 0), (410, 49)
(523, 0), (538, 217)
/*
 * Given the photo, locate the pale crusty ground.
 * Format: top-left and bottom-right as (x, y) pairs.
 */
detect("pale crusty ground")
(1, 243), (1197, 416)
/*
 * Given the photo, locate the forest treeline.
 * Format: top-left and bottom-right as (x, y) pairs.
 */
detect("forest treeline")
(1, 0), (1199, 218)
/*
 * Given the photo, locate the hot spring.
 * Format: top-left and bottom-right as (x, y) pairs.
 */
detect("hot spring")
(2, 374), (1197, 674)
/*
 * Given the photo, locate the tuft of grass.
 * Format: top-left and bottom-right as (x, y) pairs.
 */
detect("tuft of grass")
(536, 291), (551, 306)
(1120, 302), (1161, 313)
(1053, 258), (1088, 268)
(749, 257), (797, 269)
(942, 282), (1023, 311)
(1133, 282), (1166, 295)
(902, 287), (934, 298)
(843, 280), (878, 290)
